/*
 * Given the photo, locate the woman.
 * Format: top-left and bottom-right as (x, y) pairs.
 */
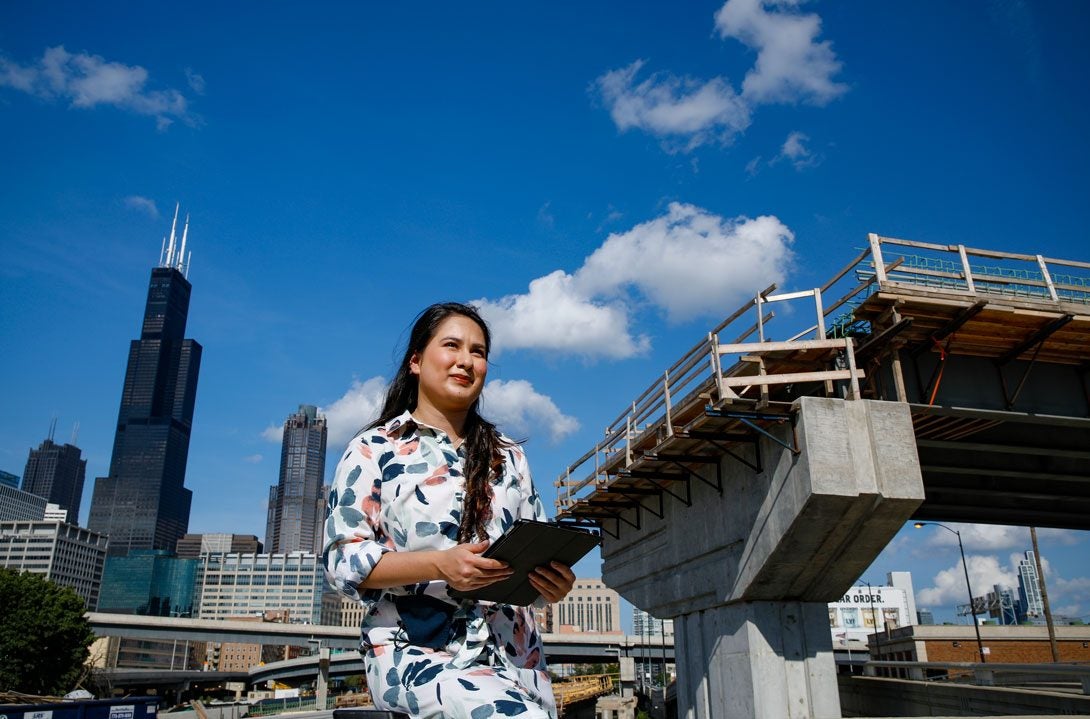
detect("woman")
(324, 302), (575, 718)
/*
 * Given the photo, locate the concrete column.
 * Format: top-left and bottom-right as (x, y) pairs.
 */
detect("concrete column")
(316, 646), (330, 709)
(674, 602), (839, 719)
(600, 397), (925, 719)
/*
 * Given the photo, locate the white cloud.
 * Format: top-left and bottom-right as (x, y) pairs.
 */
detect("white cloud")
(123, 195), (159, 218)
(481, 379), (580, 443)
(594, 60), (751, 150)
(773, 130), (821, 170)
(0, 46), (195, 129)
(918, 523), (1081, 552)
(715, 0), (848, 106)
(475, 203), (793, 358)
(261, 424), (283, 443)
(243, 453), (263, 464)
(576, 203), (794, 321)
(184, 67), (205, 94)
(917, 554), (1018, 607)
(476, 271), (650, 359)
(320, 376), (388, 449)
(592, 0), (846, 153)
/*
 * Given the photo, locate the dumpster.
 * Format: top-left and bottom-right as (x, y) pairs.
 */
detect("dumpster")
(0, 696), (159, 719)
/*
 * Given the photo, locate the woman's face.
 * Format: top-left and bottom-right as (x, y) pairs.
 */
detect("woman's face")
(410, 314), (489, 414)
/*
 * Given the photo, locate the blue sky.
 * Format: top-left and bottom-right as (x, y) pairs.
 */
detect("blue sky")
(2, 1), (1088, 626)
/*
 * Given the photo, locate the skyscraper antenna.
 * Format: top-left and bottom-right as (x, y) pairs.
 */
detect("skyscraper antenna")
(165, 203), (180, 267)
(179, 214), (189, 272)
(160, 237), (166, 266)
(71, 421), (80, 445)
(185, 250), (192, 279)
(48, 416), (57, 441)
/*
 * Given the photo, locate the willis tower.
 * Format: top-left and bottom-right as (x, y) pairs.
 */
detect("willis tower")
(89, 206), (202, 556)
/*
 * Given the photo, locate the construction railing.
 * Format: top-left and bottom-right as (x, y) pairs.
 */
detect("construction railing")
(555, 234), (1090, 516)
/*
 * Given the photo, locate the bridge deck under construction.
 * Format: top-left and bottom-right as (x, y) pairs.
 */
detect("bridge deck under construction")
(556, 234), (1090, 534)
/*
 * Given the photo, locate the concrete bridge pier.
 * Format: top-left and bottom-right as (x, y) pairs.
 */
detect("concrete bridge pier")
(601, 397), (926, 719)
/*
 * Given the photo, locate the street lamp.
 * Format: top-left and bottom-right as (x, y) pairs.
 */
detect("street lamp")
(914, 521), (986, 663)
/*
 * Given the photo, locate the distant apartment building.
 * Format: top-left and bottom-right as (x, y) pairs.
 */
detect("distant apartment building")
(22, 437), (87, 523)
(0, 471), (19, 487)
(195, 551), (333, 624)
(0, 520), (109, 610)
(176, 532), (262, 558)
(552, 578), (621, 634)
(633, 608), (673, 640)
(266, 405), (328, 555)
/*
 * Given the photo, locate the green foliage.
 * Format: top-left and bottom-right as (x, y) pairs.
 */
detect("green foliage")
(0, 568), (96, 695)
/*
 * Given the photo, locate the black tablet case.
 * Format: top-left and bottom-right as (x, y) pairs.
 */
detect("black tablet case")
(450, 519), (601, 606)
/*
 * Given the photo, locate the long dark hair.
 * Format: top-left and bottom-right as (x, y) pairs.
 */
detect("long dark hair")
(369, 302), (508, 543)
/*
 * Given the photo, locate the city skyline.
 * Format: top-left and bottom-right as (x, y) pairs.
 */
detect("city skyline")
(2, 1), (1088, 624)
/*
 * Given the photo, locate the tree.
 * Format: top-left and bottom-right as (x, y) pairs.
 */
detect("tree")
(0, 568), (96, 695)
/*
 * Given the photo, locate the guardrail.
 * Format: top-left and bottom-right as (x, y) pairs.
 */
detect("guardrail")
(863, 660), (1090, 694)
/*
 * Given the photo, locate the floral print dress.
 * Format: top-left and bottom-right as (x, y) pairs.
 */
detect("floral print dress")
(323, 411), (556, 718)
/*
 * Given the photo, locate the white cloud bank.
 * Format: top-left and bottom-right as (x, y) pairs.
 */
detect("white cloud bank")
(261, 376), (577, 448)
(917, 523), (1081, 552)
(917, 554), (1018, 607)
(476, 202), (794, 357)
(593, 0), (846, 151)
(0, 46), (195, 129)
(482, 380), (580, 443)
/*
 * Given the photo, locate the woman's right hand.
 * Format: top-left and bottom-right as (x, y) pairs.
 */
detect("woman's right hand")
(435, 540), (513, 591)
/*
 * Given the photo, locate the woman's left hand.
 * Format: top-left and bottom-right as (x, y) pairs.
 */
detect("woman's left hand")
(529, 561), (576, 603)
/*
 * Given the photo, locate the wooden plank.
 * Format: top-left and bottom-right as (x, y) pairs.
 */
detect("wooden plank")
(716, 338), (849, 355)
(869, 233), (888, 282)
(719, 368), (864, 388)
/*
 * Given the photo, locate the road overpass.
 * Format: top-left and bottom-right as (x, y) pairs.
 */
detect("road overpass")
(554, 234), (1090, 718)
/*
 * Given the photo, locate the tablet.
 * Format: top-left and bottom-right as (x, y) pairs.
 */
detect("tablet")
(450, 519), (601, 605)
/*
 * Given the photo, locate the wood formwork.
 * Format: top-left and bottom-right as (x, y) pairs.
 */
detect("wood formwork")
(555, 235), (1090, 533)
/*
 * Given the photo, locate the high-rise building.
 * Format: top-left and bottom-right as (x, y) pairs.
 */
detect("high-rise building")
(633, 608), (673, 640)
(0, 520), (109, 610)
(176, 532), (262, 559)
(22, 434), (87, 523)
(265, 405), (328, 554)
(88, 208), (201, 557)
(1018, 551), (1045, 617)
(0, 471), (19, 488)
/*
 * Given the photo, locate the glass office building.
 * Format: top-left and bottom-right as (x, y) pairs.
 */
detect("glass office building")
(98, 548), (199, 617)
(89, 224), (202, 557)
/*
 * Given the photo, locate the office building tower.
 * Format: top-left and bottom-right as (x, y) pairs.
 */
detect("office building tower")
(265, 405), (327, 554)
(0, 481), (48, 522)
(22, 432), (87, 523)
(98, 549), (199, 617)
(0, 520), (109, 610)
(88, 207), (202, 556)
(1018, 551), (1045, 617)
(176, 532), (262, 559)
(0, 471), (19, 488)
(552, 578), (622, 634)
(195, 551), (331, 624)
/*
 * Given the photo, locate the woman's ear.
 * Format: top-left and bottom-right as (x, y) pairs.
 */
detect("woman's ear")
(409, 352), (421, 376)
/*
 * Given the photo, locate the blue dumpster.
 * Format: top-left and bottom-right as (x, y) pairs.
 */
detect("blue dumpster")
(0, 696), (159, 719)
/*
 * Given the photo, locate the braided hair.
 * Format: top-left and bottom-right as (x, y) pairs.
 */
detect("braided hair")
(368, 302), (508, 543)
